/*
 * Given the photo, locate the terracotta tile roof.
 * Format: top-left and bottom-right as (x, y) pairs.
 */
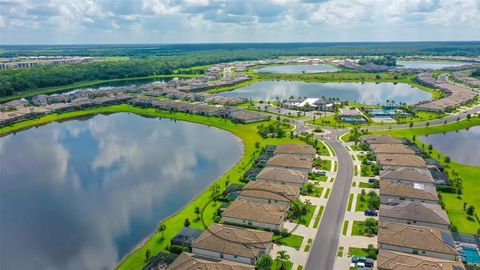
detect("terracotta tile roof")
(380, 201), (449, 226)
(240, 181), (300, 202)
(380, 168), (435, 184)
(167, 252), (254, 270)
(378, 222), (458, 256)
(380, 180), (438, 201)
(275, 144), (316, 156)
(362, 134), (403, 144)
(256, 167), (307, 185)
(377, 154), (427, 168)
(371, 144), (415, 154)
(222, 199), (288, 225)
(378, 250), (465, 270)
(192, 224), (272, 259)
(266, 154), (312, 170)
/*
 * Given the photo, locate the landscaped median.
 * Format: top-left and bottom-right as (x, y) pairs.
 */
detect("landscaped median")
(0, 104), (307, 270)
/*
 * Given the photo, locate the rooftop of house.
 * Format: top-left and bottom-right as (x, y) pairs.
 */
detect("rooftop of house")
(378, 222), (458, 256)
(361, 134), (404, 144)
(167, 252), (254, 270)
(370, 143), (416, 155)
(240, 180), (300, 202)
(266, 154), (312, 170)
(380, 180), (438, 201)
(380, 167), (435, 184)
(222, 199), (288, 225)
(191, 224), (272, 259)
(255, 167), (308, 184)
(171, 227), (204, 246)
(275, 144), (316, 156)
(377, 154), (427, 168)
(377, 249), (465, 270)
(380, 201), (449, 226)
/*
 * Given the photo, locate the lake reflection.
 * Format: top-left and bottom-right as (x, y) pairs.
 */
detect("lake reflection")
(254, 64), (339, 74)
(0, 113), (243, 270)
(397, 60), (466, 70)
(220, 81), (432, 105)
(419, 126), (480, 166)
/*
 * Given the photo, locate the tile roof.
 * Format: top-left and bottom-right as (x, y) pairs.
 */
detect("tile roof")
(371, 144), (416, 154)
(377, 154), (427, 168)
(192, 224), (272, 259)
(222, 199), (288, 225)
(256, 167), (307, 185)
(275, 144), (316, 156)
(361, 134), (404, 144)
(380, 201), (449, 226)
(378, 222), (458, 256)
(377, 250), (465, 270)
(380, 180), (438, 201)
(266, 154), (312, 170)
(240, 181), (300, 202)
(167, 252), (254, 270)
(380, 167), (435, 184)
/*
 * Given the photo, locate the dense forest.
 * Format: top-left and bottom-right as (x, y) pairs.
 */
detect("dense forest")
(1, 42), (479, 97)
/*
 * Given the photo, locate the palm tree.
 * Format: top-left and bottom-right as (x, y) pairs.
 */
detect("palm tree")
(158, 223), (166, 240)
(276, 250), (290, 270)
(256, 253), (273, 270)
(194, 207), (201, 221)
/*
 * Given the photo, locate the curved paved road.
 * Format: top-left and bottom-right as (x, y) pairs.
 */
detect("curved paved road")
(304, 129), (354, 270)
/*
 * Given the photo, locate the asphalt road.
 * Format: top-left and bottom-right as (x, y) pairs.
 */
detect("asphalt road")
(305, 129), (353, 270)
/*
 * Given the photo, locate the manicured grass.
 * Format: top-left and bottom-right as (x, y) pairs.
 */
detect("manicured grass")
(313, 206), (325, 228)
(304, 239), (312, 252)
(302, 186), (324, 198)
(351, 221), (368, 236)
(347, 194), (354, 211)
(323, 141), (336, 156)
(277, 234), (304, 251)
(342, 221), (349, 236)
(297, 266), (303, 270)
(309, 174), (328, 182)
(352, 182), (357, 187)
(358, 182), (371, 188)
(355, 194), (369, 212)
(360, 164), (376, 177)
(324, 188), (331, 199)
(333, 161), (338, 172)
(300, 205), (317, 227)
(337, 246), (344, 257)
(9, 104), (304, 270)
(272, 260), (293, 270)
(348, 247), (369, 257)
(321, 159), (332, 171)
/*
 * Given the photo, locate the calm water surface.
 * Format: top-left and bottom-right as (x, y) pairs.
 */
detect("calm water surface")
(419, 126), (480, 166)
(397, 60), (467, 70)
(0, 113), (243, 270)
(254, 64), (339, 74)
(220, 81), (432, 105)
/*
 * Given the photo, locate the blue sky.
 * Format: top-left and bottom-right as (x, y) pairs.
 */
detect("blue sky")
(0, 0), (479, 44)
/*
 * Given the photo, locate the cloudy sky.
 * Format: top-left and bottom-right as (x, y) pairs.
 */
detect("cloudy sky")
(0, 0), (479, 44)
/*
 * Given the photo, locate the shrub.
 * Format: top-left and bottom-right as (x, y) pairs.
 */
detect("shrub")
(169, 245), (189, 254)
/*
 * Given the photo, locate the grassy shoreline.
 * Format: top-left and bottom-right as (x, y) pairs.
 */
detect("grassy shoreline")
(0, 104), (305, 270)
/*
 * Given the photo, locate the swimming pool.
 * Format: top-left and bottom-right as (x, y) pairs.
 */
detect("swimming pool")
(462, 246), (480, 264)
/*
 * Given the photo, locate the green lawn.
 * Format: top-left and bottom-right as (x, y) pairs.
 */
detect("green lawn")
(299, 205), (317, 226)
(355, 194), (369, 212)
(348, 247), (369, 257)
(360, 164), (377, 177)
(324, 188), (331, 199)
(313, 206), (325, 228)
(272, 260), (293, 270)
(342, 221), (349, 235)
(302, 186), (324, 198)
(337, 246), (344, 257)
(347, 194), (354, 211)
(358, 182), (371, 188)
(277, 234), (304, 251)
(351, 221), (374, 236)
(5, 104), (305, 270)
(309, 174), (328, 182)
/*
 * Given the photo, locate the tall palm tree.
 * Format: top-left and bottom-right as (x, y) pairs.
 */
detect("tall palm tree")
(158, 223), (166, 240)
(256, 253), (273, 270)
(276, 250), (290, 270)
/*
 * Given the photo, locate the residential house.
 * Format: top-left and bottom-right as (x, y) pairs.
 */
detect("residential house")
(191, 223), (273, 265)
(275, 144), (316, 160)
(377, 250), (465, 270)
(255, 167), (308, 186)
(221, 199), (288, 230)
(370, 143), (415, 155)
(380, 201), (450, 229)
(361, 134), (404, 145)
(380, 180), (439, 204)
(380, 167), (435, 185)
(239, 180), (300, 206)
(376, 154), (427, 169)
(378, 222), (459, 261)
(167, 252), (254, 270)
(266, 154), (312, 173)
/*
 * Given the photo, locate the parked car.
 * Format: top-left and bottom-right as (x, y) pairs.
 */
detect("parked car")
(364, 209), (378, 216)
(352, 256), (367, 263)
(368, 178), (376, 183)
(365, 258), (374, 268)
(316, 171), (327, 176)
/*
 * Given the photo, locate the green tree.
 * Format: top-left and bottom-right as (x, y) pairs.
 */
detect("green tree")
(194, 207), (201, 221)
(184, 218), (191, 227)
(275, 250), (290, 270)
(467, 205), (475, 216)
(157, 223), (166, 240)
(363, 218), (378, 236)
(209, 183), (220, 201)
(144, 249), (152, 263)
(256, 253), (273, 270)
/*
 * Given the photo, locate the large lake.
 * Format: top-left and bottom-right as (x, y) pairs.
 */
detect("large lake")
(254, 64), (339, 74)
(419, 126), (480, 166)
(0, 113), (243, 270)
(397, 60), (467, 70)
(220, 81), (432, 105)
